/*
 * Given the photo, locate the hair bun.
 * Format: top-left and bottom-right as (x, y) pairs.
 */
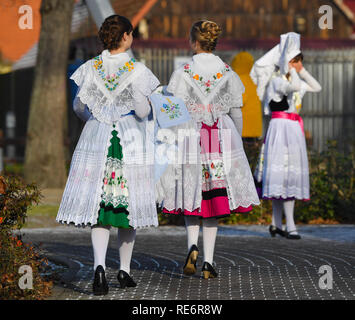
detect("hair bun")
(190, 20), (222, 52)
(201, 21), (222, 42)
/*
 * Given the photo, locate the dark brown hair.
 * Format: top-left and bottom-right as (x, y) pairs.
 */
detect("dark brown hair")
(290, 52), (304, 63)
(190, 20), (222, 52)
(98, 15), (133, 51)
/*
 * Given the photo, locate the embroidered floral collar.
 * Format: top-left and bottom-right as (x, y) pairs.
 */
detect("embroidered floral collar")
(183, 62), (231, 94)
(93, 55), (136, 91)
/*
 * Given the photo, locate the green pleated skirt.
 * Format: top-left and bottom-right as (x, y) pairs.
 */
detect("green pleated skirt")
(97, 125), (131, 228)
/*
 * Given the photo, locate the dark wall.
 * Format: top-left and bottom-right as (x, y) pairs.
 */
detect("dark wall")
(0, 66), (85, 162)
(0, 68), (34, 159)
(147, 0), (352, 39)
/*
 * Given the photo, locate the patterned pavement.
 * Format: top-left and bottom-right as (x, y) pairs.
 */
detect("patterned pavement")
(19, 225), (355, 300)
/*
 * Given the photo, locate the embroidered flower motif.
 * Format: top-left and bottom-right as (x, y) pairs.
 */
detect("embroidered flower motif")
(223, 93), (232, 104)
(161, 98), (183, 120)
(184, 63), (230, 94)
(211, 162), (215, 169)
(93, 55), (136, 92)
(102, 158), (129, 208)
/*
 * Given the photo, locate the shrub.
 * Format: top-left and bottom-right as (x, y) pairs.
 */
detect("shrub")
(295, 140), (355, 223)
(0, 174), (53, 300)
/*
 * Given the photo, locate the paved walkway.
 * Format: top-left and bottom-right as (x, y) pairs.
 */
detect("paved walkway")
(19, 225), (355, 300)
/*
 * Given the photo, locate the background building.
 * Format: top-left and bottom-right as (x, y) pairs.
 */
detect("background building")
(1, 0), (355, 162)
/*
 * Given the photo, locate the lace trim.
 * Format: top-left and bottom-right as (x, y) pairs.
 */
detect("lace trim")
(262, 185), (309, 200)
(182, 92), (243, 126)
(105, 157), (124, 168)
(168, 69), (244, 126)
(101, 194), (129, 208)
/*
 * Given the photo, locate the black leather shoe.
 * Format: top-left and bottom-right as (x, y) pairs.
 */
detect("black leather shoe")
(269, 225), (286, 238)
(202, 262), (218, 279)
(93, 265), (109, 296)
(117, 270), (137, 288)
(183, 244), (199, 275)
(286, 230), (301, 240)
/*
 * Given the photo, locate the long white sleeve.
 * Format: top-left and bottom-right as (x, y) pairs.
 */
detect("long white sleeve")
(299, 68), (322, 92)
(276, 68), (302, 94)
(131, 88), (151, 119)
(131, 68), (160, 119)
(73, 94), (92, 122)
(228, 107), (243, 136)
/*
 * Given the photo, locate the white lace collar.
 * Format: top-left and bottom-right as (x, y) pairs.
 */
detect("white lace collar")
(101, 50), (131, 75)
(183, 53), (232, 99)
(92, 50), (138, 95)
(191, 53), (226, 78)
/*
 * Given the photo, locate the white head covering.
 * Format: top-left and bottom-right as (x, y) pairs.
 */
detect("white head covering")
(250, 32), (301, 103)
(279, 32), (301, 75)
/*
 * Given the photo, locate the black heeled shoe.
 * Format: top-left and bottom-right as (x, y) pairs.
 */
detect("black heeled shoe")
(269, 225), (286, 238)
(202, 262), (218, 279)
(183, 244), (199, 275)
(286, 230), (301, 240)
(117, 270), (137, 288)
(93, 265), (109, 296)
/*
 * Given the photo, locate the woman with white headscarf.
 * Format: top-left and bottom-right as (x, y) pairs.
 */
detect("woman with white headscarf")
(251, 32), (321, 239)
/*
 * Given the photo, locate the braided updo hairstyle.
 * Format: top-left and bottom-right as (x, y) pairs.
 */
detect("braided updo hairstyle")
(190, 20), (222, 52)
(98, 15), (133, 51)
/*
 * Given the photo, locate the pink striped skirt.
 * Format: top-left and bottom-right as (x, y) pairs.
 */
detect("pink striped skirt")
(163, 121), (252, 219)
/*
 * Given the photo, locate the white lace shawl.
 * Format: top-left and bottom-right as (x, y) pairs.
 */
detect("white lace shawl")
(71, 57), (160, 124)
(167, 55), (245, 126)
(57, 56), (160, 228)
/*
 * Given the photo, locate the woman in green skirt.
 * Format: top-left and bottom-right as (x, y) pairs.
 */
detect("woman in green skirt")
(56, 15), (160, 295)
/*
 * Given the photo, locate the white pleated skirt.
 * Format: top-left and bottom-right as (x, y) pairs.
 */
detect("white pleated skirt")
(262, 118), (310, 200)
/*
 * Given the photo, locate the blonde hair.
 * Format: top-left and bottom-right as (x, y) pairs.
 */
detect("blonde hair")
(190, 20), (222, 52)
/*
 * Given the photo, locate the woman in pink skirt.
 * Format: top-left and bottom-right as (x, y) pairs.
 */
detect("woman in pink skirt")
(156, 20), (260, 279)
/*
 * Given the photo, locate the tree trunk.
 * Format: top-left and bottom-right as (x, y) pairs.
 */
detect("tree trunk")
(24, 0), (74, 188)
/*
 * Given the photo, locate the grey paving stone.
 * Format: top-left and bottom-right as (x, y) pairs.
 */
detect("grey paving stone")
(18, 225), (355, 300)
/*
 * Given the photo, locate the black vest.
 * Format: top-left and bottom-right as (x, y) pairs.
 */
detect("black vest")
(269, 95), (289, 112)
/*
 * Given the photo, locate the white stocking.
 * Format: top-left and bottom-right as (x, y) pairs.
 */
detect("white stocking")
(91, 226), (111, 270)
(184, 215), (200, 252)
(272, 200), (283, 229)
(284, 200), (297, 234)
(202, 218), (218, 265)
(118, 228), (136, 274)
